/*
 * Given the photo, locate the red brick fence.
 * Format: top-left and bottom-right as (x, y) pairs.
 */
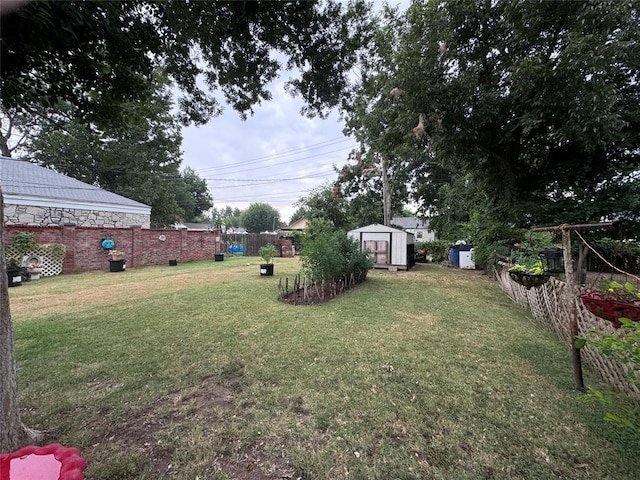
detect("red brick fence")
(4, 225), (223, 274)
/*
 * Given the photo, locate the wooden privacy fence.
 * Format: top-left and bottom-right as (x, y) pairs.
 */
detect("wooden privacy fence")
(495, 265), (639, 397)
(221, 233), (277, 257)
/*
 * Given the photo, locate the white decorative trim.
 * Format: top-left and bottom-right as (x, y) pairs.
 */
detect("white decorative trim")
(4, 194), (151, 215)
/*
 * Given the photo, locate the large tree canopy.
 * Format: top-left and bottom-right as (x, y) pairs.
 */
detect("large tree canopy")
(338, 0), (639, 244)
(25, 83), (209, 227)
(400, 0), (640, 227)
(0, 0), (373, 126)
(241, 202), (281, 233)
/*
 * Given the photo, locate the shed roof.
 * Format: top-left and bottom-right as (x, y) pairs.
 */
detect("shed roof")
(348, 223), (407, 234)
(0, 157), (150, 214)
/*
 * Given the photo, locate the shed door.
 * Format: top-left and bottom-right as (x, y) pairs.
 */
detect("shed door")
(364, 240), (388, 265)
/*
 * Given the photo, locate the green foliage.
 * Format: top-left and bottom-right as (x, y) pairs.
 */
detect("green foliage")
(28, 82), (195, 227)
(1, 1), (374, 125)
(258, 244), (277, 265)
(341, 1), (640, 243)
(577, 318), (640, 433)
(10, 231), (37, 254)
(509, 233), (557, 265)
(416, 240), (450, 262)
(591, 238), (640, 275)
(40, 243), (66, 260)
(598, 281), (640, 299)
(294, 183), (354, 231)
(176, 167), (213, 222)
(509, 260), (545, 276)
(241, 203), (280, 233)
(299, 218), (373, 283)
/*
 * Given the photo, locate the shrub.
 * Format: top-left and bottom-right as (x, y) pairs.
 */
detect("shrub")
(416, 240), (450, 262)
(299, 219), (373, 283)
(258, 244), (277, 264)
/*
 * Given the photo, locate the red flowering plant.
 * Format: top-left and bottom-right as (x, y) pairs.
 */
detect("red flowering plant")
(580, 280), (640, 328)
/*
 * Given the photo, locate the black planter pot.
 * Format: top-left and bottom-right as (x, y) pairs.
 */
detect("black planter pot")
(214, 253), (224, 262)
(7, 267), (22, 287)
(260, 263), (274, 276)
(109, 259), (126, 272)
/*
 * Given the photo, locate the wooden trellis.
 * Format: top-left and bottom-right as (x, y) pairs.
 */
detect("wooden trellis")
(497, 221), (640, 396)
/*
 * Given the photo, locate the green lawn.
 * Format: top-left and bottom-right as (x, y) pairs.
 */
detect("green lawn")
(9, 257), (639, 479)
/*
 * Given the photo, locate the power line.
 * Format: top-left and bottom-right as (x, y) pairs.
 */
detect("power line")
(201, 145), (354, 176)
(193, 136), (354, 174)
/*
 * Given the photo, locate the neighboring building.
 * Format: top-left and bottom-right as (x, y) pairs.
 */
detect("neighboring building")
(280, 217), (307, 233)
(391, 216), (435, 242)
(348, 223), (416, 271)
(226, 227), (248, 234)
(173, 222), (214, 231)
(1, 157), (151, 228)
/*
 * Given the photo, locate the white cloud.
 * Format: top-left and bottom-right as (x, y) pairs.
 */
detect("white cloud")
(181, 79), (356, 223)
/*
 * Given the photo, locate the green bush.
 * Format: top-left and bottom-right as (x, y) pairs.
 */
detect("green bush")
(299, 219), (373, 283)
(416, 240), (450, 262)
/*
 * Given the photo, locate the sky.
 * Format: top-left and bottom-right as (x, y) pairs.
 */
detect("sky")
(181, 79), (357, 225)
(180, 0), (409, 226)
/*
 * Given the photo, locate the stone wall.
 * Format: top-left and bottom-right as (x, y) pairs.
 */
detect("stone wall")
(4, 204), (150, 228)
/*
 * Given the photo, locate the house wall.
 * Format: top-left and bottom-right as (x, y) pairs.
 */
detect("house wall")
(4, 204), (150, 228)
(408, 228), (436, 242)
(4, 224), (222, 273)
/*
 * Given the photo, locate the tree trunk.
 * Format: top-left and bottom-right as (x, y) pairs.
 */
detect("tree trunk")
(381, 156), (391, 227)
(576, 243), (588, 286)
(0, 187), (41, 451)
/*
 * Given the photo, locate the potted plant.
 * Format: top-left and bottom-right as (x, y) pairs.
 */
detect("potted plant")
(580, 280), (640, 329)
(508, 259), (550, 290)
(258, 244), (278, 276)
(5, 257), (23, 287)
(108, 249), (126, 272)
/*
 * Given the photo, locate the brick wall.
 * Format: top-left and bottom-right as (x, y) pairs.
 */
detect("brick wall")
(3, 225), (222, 273)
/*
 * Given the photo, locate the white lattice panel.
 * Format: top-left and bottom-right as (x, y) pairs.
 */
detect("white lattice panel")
(4, 245), (64, 277)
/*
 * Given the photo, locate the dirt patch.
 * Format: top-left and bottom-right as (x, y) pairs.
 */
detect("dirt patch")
(83, 372), (286, 479)
(279, 277), (365, 305)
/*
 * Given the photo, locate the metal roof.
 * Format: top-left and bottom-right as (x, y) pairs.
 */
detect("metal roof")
(391, 216), (430, 229)
(0, 156), (150, 214)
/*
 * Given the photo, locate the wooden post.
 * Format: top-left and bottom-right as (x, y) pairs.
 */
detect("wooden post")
(530, 222), (613, 393)
(561, 227), (585, 393)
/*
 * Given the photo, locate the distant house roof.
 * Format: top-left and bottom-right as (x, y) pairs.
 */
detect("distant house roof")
(226, 227), (248, 234)
(184, 222), (214, 231)
(391, 216), (430, 230)
(0, 156), (150, 215)
(281, 217), (307, 231)
(349, 223), (408, 235)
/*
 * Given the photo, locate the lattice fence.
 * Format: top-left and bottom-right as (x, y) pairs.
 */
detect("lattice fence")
(495, 265), (639, 397)
(4, 245), (64, 277)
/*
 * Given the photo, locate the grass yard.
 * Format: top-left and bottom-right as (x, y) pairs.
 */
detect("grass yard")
(9, 257), (639, 479)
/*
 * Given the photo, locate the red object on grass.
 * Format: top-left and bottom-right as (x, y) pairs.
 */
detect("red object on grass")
(0, 444), (87, 480)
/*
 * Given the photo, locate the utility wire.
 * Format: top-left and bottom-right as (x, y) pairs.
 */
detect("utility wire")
(193, 136), (353, 173)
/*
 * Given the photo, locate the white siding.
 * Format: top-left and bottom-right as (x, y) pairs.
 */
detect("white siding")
(348, 224), (415, 268)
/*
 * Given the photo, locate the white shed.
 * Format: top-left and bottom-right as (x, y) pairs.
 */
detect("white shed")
(348, 224), (416, 271)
